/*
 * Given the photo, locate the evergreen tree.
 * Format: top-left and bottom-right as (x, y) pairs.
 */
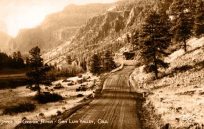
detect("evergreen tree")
(131, 30), (140, 51)
(140, 11), (171, 79)
(173, 12), (193, 52)
(66, 55), (72, 65)
(25, 57), (30, 67)
(12, 52), (18, 68)
(126, 34), (131, 43)
(89, 53), (101, 74)
(80, 58), (87, 71)
(0, 52), (25, 69)
(114, 17), (124, 32)
(15, 51), (24, 68)
(170, 0), (194, 52)
(187, 0), (197, 16)
(26, 46), (51, 95)
(103, 50), (116, 72)
(194, 0), (204, 37)
(0, 52), (13, 69)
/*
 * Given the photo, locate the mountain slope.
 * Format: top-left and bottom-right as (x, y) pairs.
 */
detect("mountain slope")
(0, 31), (11, 52)
(130, 37), (204, 128)
(43, 0), (169, 67)
(12, 3), (113, 53)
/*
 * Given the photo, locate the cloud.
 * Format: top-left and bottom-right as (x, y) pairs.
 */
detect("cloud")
(0, 20), (7, 32)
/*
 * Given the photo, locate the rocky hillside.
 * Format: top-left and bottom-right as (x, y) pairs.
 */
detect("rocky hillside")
(130, 37), (204, 128)
(11, 3), (113, 53)
(43, 0), (170, 67)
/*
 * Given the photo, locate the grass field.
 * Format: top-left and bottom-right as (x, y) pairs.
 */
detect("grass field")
(0, 68), (29, 89)
(0, 74), (27, 89)
(0, 72), (99, 129)
(0, 68), (29, 75)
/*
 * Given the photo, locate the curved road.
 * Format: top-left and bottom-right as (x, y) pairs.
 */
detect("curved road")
(55, 66), (141, 129)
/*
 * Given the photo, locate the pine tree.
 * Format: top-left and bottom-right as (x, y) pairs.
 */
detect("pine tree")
(194, 0), (204, 37)
(12, 51), (25, 68)
(103, 50), (116, 72)
(26, 46), (51, 95)
(187, 0), (197, 16)
(16, 51), (24, 68)
(29, 47), (43, 68)
(66, 55), (72, 65)
(25, 57), (30, 67)
(173, 13), (193, 52)
(89, 53), (101, 74)
(0, 52), (13, 69)
(131, 30), (140, 51)
(170, 0), (194, 52)
(80, 58), (87, 71)
(140, 10), (171, 79)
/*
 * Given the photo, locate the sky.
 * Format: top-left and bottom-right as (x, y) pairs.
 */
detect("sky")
(0, 0), (117, 37)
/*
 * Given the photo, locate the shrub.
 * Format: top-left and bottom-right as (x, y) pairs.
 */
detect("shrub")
(78, 74), (83, 78)
(77, 79), (83, 84)
(77, 94), (84, 97)
(47, 65), (83, 79)
(39, 113), (45, 117)
(123, 52), (135, 60)
(56, 110), (62, 116)
(81, 87), (87, 91)
(21, 117), (27, 121)
(34, 92), (63, 104)
(67, 81), (75, 86)
(173, 65), (193, 73)
(143, 64), (156, 73)
(54, 83), (64, 89)
(3, 103), (36, 115)
(62, 79), (71, 82)
(76, 86), (87, 92)
(76, 88), (81, 92)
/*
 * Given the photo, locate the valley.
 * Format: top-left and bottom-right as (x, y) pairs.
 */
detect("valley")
(1, 0), (204, 129)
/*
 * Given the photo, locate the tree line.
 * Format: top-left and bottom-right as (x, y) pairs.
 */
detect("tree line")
(130, 0), (204, 79)
(25, 47), (117, 94)
(65, 50), (117, 75)
(0, 51), (26, 69)
(0, 45), (116, 94)
(89, 50), (116, 75)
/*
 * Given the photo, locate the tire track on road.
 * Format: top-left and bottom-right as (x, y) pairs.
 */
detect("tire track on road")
(55, 66), (141, 129)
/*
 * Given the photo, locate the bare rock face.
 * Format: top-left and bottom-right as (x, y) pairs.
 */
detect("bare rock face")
(43, 2), (140, 65)
(11, 3), (113, 53)
(43, 0), (168, 66)
(126, 7), (136, 27)
(43, 9), (129, 65)
(74, 11), (125, 44)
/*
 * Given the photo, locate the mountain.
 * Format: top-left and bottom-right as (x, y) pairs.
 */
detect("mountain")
(12, 3), (114, 53)
(0, 31), (11, 52)
(43, 0), (172, 67)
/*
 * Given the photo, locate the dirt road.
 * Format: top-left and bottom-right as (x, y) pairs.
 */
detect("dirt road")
(55, 66), (141, 129)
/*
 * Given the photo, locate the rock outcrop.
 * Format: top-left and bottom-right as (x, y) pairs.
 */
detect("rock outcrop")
(11, 3), (113, 53)
(43, 0), (160, 66)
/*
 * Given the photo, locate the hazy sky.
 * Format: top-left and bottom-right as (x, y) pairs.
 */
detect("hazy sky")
(0, 0), (117, 37)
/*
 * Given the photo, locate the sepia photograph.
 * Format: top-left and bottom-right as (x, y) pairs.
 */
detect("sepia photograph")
(0, 0), (204, 129)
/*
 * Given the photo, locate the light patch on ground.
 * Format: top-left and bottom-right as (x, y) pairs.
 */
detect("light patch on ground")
(131, 37), (204, 128)
(0, 72), (99, 129)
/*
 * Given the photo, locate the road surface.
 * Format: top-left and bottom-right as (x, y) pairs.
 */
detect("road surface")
(55, 66), (141, 129)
